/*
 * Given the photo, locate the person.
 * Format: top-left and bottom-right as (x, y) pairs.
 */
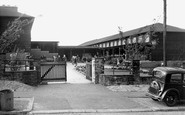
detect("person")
(161, 62), (164, 66)
(57, 55), (62, 62)
(63, 54), (67, 62)
(74, 56), (77, 67)
(53, 55), (57, 62)
(41, 55), (46, 62)
(71, 56), (74, 64)
(28, 55), (34, 70)
(117, 58), (120, 66)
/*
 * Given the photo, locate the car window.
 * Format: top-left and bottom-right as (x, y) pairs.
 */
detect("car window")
(153, 71), (165, 82)
(170, 74), (182, 83)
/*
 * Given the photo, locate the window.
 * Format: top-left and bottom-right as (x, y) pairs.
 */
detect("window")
(138, 35), (143, 43)
(103, 43), (106, 47)
(118, 39), (121, 46)
(114, 41), (117, 46)
(132, 37), (137, 43)
(154, 71), (163, 78)
(106, 42), (109, 47)
(144, 34), (150, 43)
(153, 71), (165, 81)
(170, 74), (182, 83)
(122, 39), (126, 45)
(127, 38), (131, 44)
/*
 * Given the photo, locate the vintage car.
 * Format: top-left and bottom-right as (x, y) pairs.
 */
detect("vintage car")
(146, 67), (185, 106)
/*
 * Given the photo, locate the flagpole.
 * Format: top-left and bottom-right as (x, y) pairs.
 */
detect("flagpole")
(163, 0), (167, 66)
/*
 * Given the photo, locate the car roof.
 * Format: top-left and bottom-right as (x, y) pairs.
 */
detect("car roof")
(153, 67), (185, 74)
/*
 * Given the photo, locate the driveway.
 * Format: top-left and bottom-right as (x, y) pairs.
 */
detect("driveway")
(15, 83), (146, 111)
(13, 62), (185, 114)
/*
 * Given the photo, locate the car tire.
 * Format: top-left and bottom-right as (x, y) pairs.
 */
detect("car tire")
(163, 92), (178, 107)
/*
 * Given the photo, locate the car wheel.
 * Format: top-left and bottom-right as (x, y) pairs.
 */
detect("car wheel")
(163, 92), (178, 107)
(152, 98), (158, 101)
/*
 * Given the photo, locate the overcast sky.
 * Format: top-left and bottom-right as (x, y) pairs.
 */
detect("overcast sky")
(1, 0), (185, 46)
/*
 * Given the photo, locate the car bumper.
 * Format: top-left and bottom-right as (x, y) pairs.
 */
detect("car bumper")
(146, 92), (162, 101)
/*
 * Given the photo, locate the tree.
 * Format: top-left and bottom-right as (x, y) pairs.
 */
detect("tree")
(0, 16), (33, 53)
(118, 23), (159, 84)
(118, 23), (158, 61)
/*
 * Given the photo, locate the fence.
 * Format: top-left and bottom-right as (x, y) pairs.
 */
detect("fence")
(1, 59), (39, 86)
(3, 59), (36, 72)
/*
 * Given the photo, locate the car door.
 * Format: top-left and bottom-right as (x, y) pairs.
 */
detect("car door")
(169, 73), (183, 99)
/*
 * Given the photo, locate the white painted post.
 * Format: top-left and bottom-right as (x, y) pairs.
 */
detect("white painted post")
(91, 58), (95, 83)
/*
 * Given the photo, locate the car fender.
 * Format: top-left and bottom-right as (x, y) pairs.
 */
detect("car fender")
(161, 88), (180, 100)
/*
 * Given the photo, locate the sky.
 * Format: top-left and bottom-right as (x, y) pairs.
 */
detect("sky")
(1, 0), (185, 46)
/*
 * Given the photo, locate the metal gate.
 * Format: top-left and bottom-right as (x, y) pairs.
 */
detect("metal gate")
(40, 61), (67, 81)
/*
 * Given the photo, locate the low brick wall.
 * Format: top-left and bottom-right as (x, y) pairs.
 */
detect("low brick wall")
(2, 70), (40, 86)
(0, 58), (41, 86)
(99, 74), (153, 86)
(99, 74), (131, 86)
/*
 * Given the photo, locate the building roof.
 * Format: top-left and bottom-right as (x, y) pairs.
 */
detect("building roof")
(79, 23), (185, 46)
(0, 6), (33, 17)
(58, 46), (99, 49)
(31, 41), (59, 43)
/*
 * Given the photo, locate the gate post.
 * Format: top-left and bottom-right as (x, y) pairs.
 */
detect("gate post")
(132, 60), (140, 84)
(95, 58), (104, 84)
(92, 58), (105, 84)
(91, 58), (95, 83)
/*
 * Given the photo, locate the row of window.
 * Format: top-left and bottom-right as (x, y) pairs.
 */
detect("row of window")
(93, 33), (150, 48)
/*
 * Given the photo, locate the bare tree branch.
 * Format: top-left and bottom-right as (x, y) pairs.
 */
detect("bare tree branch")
(119, 22), (159, 60)
(0, 16), (34, 53)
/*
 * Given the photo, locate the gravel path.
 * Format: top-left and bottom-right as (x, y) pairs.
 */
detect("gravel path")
(107, 85), (149, 92)
(0, 80), (149, 92)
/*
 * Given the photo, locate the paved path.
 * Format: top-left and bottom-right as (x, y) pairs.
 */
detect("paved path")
(67, 63), (91, 84)
(32, 111), (185, 115)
